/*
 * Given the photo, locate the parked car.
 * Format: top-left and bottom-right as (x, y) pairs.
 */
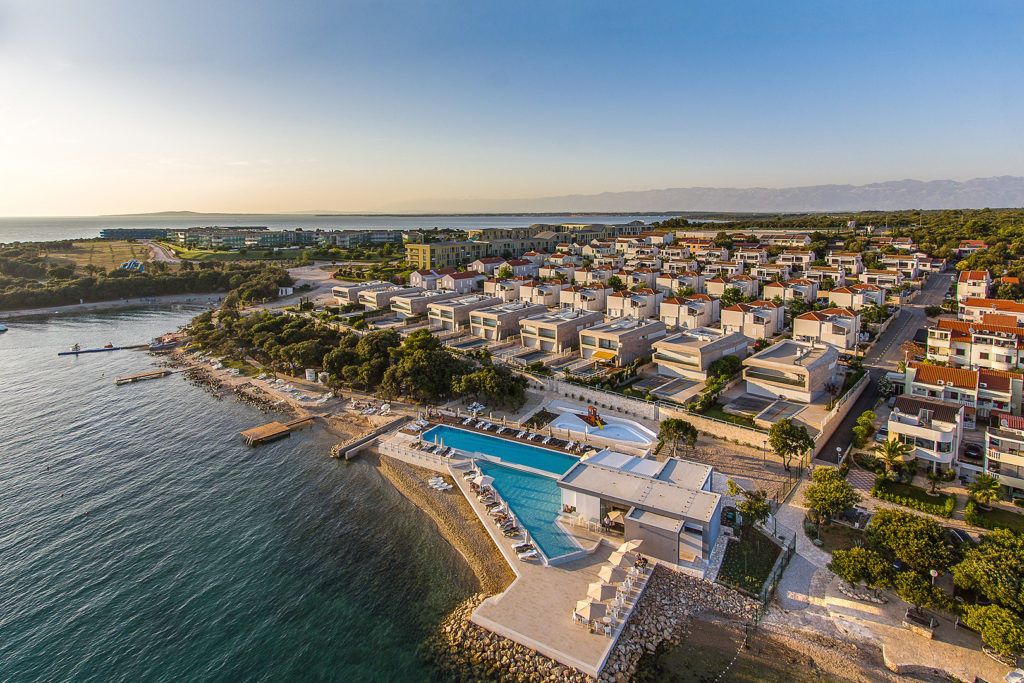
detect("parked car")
(964, 442), (983, 458)
(874, 425), (889, 442)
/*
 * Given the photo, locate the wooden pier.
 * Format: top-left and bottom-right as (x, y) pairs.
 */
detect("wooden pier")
(240, 416), (315, 446)
(114, 369), (173, 385)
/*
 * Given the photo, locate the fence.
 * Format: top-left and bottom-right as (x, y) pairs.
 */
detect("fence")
(752, 533), (797, 625)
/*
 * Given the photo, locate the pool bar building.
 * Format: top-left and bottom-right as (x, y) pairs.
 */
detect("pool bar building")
(557, 450), (722, 570)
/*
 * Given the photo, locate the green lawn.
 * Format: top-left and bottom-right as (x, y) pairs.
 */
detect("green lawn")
(877, 479), (952, 506)
(219, 358), (259, 376)
(813, 523), (865, 553)
(971, 505), (1024, 532)
(718, 529), (781, 595)
(701, 404), (758, 428)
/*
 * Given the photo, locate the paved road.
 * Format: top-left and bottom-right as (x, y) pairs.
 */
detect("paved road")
(816, 272), (952, 463)
(144, 241), (181, 264)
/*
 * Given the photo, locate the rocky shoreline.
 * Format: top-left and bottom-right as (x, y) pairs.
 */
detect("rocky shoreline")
(369, 450), (515, 595)
(424, 565), (759, 683)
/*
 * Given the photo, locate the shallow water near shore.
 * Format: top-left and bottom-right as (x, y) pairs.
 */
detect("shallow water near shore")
(0, 309), (477, 681)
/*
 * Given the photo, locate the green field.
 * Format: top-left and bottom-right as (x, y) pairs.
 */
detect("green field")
(43, 241), (149, 271)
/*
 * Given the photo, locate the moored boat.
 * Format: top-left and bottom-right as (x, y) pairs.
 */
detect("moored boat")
(57, 343), (120, 356)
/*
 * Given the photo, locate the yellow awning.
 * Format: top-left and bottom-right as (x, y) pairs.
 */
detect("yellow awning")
(592, 350), (616, 360)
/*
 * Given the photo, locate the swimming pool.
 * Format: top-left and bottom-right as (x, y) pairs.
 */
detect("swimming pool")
(476, 461), (580, 559)
(421, 425), (578, 475)
(548, 412), (656, 445)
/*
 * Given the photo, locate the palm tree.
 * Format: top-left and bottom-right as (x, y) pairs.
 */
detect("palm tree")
(926, 471), (944, 495)
(874, 438), (912, 479)
(967, 473), (1001, 508)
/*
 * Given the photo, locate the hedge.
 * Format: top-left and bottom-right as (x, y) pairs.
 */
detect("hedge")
(872, 478), (956, 518)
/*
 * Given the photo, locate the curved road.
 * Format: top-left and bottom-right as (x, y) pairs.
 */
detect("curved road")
(816, 272), (952, 463)
(144, 241), (181, 264)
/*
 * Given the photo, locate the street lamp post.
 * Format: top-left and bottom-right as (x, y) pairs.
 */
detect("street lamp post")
(837, 446), (842, 464)
(762, 440), (767, 466)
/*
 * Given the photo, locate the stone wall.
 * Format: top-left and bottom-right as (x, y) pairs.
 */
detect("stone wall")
(811, 372), (869, 458)
(657, 404), (769, 449)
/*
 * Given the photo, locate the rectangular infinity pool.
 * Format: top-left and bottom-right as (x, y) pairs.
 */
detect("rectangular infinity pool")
(476, 460), (580, 560)
(421, 425), (578, 475)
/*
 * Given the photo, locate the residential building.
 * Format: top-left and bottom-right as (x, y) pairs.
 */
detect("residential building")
(483, 276), (534, 302)
(625, 268), (658, 290)
(520, 279), (572, 307)
(573, 266), (616, 286)
(662, 259), (701, 275)
(827, 284), (885, 310)
(557, 450), (721, 567)
(521, 250), (549, 265)
(880, 255), (922, 279)
(957, 270), (993, 302)
(580, 318), (667, 366)
(826, 252), (864, 275)
(652, 327), (748, 381)
(469, 302), (548, 341)
(520, 308), (604, 353)
(777, 249), (816, 271)
(958, 240), (988, 256)
(408, 268), (456, 290)
(659, 294), (720, 330)
(538, 264), (577, 280)
(607, 289), (663, 320)
(887, 396), (964, 473)
(984, 412), (1024, 496)
(406, 241), (490, 270)
(926, 319), (1024, 371)
(733, 248), (768, 267)
(743, 340), (839, 403)
(763, 278), (817, 304)
(904, 362), (1023, 429)
(359, 285), (424, 310)
(749, 263), (793, 282)
(332, 280), (390, 304)
(546, 252), (581, 267)
(558, 284), (611, 313)
(760, 233), (811, 247)
(469, 256), (507, 275)
(427, 295), (502, 331)
(656, 271), (704, 296)
(660, 246), (691, 261)
(593, 254), (626, 269)
(692, 246), (730, 261)
(705, 274), (758, 299)
(804, 265), (846, 287)
(919, 257), (947, 273)
(721, 300), (785, 340)
(793, 308), (861, 351)
(959, 298), (1024, 325)
(504, 258), (540, 277)
(439, 271), (487, 294)
(390, 289), (462, 318)
(702, 260), (743, 278)
(860, 269), (903, 288)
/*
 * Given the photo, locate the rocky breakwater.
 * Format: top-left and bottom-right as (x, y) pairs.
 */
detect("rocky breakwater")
(426, 565), (757, 683)
(600, 566), (757, 682)
(425, 594), (592, 683)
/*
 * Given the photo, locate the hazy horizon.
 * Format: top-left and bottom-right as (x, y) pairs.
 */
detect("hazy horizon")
(2, 1), (1022, 215)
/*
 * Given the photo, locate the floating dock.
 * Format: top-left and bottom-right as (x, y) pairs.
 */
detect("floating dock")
(240, 416), (315, 446)
(58, 346), (120, 356)
(114, 369), (172, 385)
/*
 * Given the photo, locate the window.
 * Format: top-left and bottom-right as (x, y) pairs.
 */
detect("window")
(980, 352), (990, 360)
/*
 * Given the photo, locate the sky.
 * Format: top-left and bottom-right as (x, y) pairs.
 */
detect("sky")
(0, 0), (1022, 215)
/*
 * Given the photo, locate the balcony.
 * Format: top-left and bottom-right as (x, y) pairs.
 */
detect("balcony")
(744, 368), (806, 388)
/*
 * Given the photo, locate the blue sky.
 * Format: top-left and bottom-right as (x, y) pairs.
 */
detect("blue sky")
(0, 0), (1021, 214)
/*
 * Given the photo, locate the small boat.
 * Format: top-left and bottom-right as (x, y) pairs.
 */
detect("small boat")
(58, 344), (121, 356)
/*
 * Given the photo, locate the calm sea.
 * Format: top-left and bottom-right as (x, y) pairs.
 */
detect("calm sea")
(0, 308), (477, 682)
(0, 214), (675, 244)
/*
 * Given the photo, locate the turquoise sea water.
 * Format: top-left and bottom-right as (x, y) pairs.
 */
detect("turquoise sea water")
(0, 308), (477, 681)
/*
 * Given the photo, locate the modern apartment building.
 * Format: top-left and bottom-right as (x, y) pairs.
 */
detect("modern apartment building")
(793, 307), (861, 351)
(777, 249), (816, 271)
(656, 271), (704, 296)
(519, 308), (604, 353)
(332, 280), (390, 304)
(579, 318), (667, 366)
(439, 271), (486, 294)
(389, 289), (462, 318)
(652, 327), (748, 381)
(483, 276), (535, 302)
(520, 279), (572, 307)
(705, 275), (758, 299)
(957, 270), (993, 302)
(606, 289), (663, 320)
(880, 255), (922, 279)
(558, 284), (611, 313)
(926, 319), (1024, 371)
(659, 295), (720, 330)
(749, 263), (793, 282)
(860, 269), (903, 288)
(702, 261), (743, 278)
(887, 396), (964, 474)
(804, 265), (846, 287)
(742, 340), (839, 403)
(763, 278), (818, 304)
(427, 295), (501, 331)
(721, 300), (785, 340)
(359, 285), (424, 310)
(825, 252), (864, 275)
(408, 268), (455, 290)
(827, 284), (885, 310)
(468, 302), (548, 341)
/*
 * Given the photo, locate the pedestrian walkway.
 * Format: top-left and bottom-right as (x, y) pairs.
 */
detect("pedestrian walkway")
(772, 479), (833, 611)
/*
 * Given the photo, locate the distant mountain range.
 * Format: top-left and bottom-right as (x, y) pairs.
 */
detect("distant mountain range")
(381, 176), (1024, 214)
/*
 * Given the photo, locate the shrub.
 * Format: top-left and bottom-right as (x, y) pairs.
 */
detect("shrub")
(829, 547), (893, 588)
(963, 605), (1024, 658)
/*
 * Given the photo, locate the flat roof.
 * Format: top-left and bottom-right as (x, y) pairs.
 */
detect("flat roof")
(558, 457), (719, 523)
(523, 308), (604, 325)
(586, 317), (664, 334)
(745, 339), (836, 370)
(473, 301), (547, 316)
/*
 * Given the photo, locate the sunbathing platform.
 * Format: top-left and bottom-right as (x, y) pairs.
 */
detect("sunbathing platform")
(240, 416), (315, 446)
(451, 471), (652, 678)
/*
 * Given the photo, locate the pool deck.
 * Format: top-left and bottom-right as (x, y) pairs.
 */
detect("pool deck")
(451, 468), (652, 678)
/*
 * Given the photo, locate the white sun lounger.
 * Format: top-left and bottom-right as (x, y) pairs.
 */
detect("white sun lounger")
(565, 441), (575, 450)
(515, 430), (525, 438)
(541, 436), (551, 444)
